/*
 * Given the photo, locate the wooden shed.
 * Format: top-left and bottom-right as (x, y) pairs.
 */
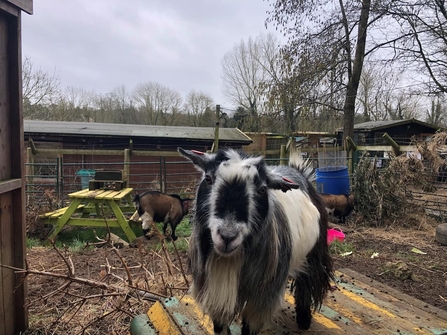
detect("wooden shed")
(0, 0), (32, 333)
(336, 118), (442, 146)
(23, 120), (252, 198)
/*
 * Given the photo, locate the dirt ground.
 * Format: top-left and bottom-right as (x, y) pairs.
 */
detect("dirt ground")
(24, 216), (447, 334)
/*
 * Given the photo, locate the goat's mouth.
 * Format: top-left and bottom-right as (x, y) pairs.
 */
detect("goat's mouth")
(214, 242), (240, 257)
(212, 234), (243, 257)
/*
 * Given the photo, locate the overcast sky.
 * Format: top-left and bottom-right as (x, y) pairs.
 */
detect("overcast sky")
(22, 0), (276, 108)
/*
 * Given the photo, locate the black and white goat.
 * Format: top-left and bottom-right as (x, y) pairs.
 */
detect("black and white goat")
(178, 148), (333, 335)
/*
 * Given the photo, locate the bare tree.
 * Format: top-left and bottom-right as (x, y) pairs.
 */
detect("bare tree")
(55, 86), (97, 121)
(221, 36), (267, 117)
(22, 56), (60, 119)
(426, 98), (447, 127)
(387, 1), (447, 95)
(133, 82), (183, 126)
(266, 0), (393, 140)
(183, 91), (214, 127)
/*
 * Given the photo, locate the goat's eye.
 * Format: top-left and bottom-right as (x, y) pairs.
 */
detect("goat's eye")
(204, 175), (213, 185)
(258, 186), (267, 195)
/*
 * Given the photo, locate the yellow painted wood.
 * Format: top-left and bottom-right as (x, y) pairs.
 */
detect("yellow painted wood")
(147, 301), (181, 335)
(103, 188), (133, 200)
(39, 188), (137, 242)
(143, 269), (447, 334)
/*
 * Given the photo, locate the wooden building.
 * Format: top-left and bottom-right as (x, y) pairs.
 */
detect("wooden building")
(336, 118), (442, 146)
(0, 0), (32, 333)
(24, 120), (252, 197)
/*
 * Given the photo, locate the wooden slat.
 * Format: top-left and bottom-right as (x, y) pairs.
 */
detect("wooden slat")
(68, 188), (91, 198)
(38, 204), (86, 219)
(144, 269), (447, 335)
(0, 193), (15, 334)
(94, 190), (117, 200)
(103, 188), (133, 200)
(0, 178), (21, 195)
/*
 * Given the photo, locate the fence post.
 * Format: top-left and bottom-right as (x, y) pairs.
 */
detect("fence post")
(26, 147), (34, 206)
(280, 145), (287, 165)
(57, 156), (63, 204)
(124, 149), (130, 186)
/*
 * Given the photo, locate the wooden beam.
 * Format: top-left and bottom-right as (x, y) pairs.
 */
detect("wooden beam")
(28, 137), (37, 154)
(36, 148), (183, 157)
(5, 0), (32, 14)
(382, 132), (400, 155)
(0, 179), (21, 195)
(345, 136), (357, 151)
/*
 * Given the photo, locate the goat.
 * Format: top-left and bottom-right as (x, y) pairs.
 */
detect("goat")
(319, 193), (354, 223)
(178, 147), (333, 335)
(132, 191), (189, 241)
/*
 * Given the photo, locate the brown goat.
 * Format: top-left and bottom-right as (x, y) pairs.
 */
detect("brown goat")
(132, 191), (189, 241)
(319, 193), (355, 223)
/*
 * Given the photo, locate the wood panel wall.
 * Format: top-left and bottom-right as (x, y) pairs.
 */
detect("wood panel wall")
(0, 1), (31, 333)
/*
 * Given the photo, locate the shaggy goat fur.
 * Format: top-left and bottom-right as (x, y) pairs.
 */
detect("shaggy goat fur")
(132, 191), (188, 241)
(179, 147), (333, 335)
(319, 193), (355, 223)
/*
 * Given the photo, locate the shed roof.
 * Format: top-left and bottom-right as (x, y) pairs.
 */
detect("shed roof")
(24, 120), (252, 145)
(337, 118), (441, 132)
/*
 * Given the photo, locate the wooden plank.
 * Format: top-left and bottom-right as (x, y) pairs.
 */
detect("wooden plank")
(337, 269), (447, 327)
(147, 270), (447, 335)
(5, 0), (32, 14)
(4, 7), (28, 331)
(94, 190), (117, 200)
(68, 188), (91, 198)
(0, 178), (21, 195)
(0, 193), (15, 334)
(0, 1), (20, 16)
(103, 188), (133, 200)
(37, 204), (86, 219)
(44, 218), (124, 228)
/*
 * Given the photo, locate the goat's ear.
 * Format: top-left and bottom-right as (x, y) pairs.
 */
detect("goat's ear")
(178, 147), (211, 172)
(267, 174), (300, 193)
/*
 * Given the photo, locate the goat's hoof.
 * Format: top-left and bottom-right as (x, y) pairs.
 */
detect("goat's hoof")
(296, 311), (312, 330)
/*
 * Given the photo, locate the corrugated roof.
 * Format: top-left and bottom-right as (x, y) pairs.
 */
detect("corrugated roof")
(23, 120), (252, 144)
(337, 118), (441, 132)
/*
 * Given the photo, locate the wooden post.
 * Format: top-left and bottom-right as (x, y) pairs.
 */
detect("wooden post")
(345, 136), (357, 174)
(382, 132), (400, 156)
(213, 104), (220, 153)
(124, 149), (130, 186)
(26, 147), (34, 205)
(280, 145), (287, 165)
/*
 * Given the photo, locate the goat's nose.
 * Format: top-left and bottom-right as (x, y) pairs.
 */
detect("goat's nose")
(218, 228), (238, 245)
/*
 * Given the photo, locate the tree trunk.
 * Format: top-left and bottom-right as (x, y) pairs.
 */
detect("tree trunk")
(342, 0), (371, 142)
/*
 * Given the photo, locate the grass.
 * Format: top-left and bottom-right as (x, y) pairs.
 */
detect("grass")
(27, 217), (192, 252)
(329, 240), (355, 256)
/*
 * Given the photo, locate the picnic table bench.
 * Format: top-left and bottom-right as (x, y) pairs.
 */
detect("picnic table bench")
(39, 187), (138, 242)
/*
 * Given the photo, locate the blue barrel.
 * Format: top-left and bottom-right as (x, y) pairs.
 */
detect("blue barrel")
(76, 169), (95, 189)
(316, 166), (350, 195)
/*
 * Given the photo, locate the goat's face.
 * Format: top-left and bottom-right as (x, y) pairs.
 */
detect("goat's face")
(179, 148), (299, 257)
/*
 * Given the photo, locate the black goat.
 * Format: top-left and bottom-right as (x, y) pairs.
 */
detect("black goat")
(132, 191), (189, 241)
(179, 147), (333, 335)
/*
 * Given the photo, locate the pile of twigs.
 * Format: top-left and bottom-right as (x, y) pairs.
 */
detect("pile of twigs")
(5, 226), (190, 334)
(353, 132), (447, 227)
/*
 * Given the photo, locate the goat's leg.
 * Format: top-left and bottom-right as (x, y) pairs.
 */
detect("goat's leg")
(140, 213), (153, 239)
(240, 300), (273, 335)
(213, 322), (230, 335)
(293, 275), (313, 330)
